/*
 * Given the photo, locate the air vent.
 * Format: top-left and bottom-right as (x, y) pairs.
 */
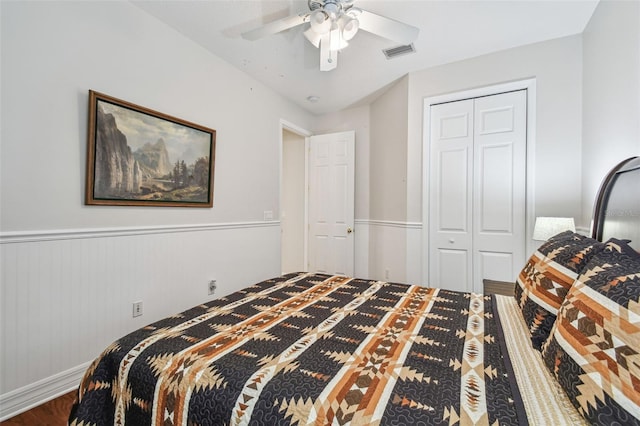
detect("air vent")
(383, 43), (416, 59)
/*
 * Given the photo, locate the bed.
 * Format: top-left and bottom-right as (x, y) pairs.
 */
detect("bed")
(69, 157), (640, 426)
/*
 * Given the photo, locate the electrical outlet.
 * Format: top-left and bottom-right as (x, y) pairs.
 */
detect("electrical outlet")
(385, 268), (390, 280)
(132, 301), (143, 317)
(208, 279), (217, 295)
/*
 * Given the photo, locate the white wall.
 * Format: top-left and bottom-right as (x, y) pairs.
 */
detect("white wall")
(0, 1), (313, 418)
(408, 35), (584, 224)
(403, 36), (584, 283)
(331, 36), (583, 285)
(367, 76), (414, 283)
(370, 76), (409, 222)
(581, 0), (640, 228)
(320, 36), (585, 284)
(281, 130), (306, 273)
(1, 1), (312, 232)
(318, 36), (586, 285)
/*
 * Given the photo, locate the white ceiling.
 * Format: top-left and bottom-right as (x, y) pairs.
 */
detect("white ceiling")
(133, 0), (599, 115)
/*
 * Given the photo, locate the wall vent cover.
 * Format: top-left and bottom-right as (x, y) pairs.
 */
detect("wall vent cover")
(383, 43), (416, 59)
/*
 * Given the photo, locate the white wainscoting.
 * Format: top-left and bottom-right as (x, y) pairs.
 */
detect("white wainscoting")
(359, 220), (422, 284)
(354, 220), (370, 279)
(0, 222), (280, 420)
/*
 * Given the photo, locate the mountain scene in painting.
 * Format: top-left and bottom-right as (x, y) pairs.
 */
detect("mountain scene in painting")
(93, 100), (212, 204)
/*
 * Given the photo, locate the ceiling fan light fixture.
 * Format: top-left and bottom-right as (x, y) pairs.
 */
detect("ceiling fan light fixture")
(243, 0), (419, 72)
(338, 15), (359, 41)
(309, 10), (331, 34)
(323, 2), (340, 19)
(329, 23), (348, 51)
(304, 27), (322, 48)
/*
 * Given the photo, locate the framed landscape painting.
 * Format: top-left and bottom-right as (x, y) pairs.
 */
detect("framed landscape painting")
(85, 90), (216, 207)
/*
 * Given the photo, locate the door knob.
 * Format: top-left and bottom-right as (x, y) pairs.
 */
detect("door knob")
(347, 227), (353, 234)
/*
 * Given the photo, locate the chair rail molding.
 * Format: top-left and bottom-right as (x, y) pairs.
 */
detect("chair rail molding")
(0, 221), (280, 244)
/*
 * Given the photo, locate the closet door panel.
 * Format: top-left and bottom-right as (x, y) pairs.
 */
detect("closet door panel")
(473, 91), (527, 287)
(477, 143), (514, 233)
(438, 148), (470, 231)
(435, 249), (469, 292)
(429, 99), (474, 293)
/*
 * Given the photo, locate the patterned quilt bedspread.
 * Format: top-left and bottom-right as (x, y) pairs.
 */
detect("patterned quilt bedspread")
(69, 272), (579, 425)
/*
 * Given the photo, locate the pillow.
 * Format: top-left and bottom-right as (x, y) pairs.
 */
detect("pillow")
(541, 238), (640, 425)
(515, 231), (604, 350)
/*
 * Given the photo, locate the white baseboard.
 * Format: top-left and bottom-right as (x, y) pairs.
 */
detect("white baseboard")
(0, 361), (89, 421)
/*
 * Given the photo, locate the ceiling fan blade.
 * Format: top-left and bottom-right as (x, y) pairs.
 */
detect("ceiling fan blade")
(357, 9), (419, 45)
(242, 14), (307, 41)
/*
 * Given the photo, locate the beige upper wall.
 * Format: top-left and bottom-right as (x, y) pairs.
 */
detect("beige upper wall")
(10, 0), (629, 233)
(581, 0), (640, 229)
(0, 1), (314, 232)
(407, 35), (584, 225)
(366, 0), (639, 230)
(318, 34), (586, 229)
(369, 76), (409, 221)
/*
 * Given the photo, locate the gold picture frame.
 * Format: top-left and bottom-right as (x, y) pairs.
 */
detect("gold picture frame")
(86, 90), (216, 207)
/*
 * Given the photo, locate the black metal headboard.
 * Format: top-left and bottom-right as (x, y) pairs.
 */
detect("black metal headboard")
(592, 156), (640, 250)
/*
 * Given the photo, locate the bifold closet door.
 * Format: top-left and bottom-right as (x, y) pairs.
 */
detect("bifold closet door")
(429, 99), (475, 292)
(429, 90), (526, 293)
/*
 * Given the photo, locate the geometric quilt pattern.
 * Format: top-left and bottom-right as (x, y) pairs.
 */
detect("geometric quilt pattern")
(515, 231), (604, 350)
(541, 239), (640, 425)
(69, 272), (526, 425)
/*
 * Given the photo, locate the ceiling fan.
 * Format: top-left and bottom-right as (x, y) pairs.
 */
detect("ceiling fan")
(242, 0), (419, 71)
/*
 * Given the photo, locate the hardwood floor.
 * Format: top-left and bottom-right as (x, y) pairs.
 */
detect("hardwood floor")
(0, 390), (76, 426)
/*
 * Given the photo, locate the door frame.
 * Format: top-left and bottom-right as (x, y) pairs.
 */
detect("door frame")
(280, 119), (312, 273)
(421, 78), (537, 286)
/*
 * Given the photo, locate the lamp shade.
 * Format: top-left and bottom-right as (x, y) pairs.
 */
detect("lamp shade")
(532, 217), (576, 241)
